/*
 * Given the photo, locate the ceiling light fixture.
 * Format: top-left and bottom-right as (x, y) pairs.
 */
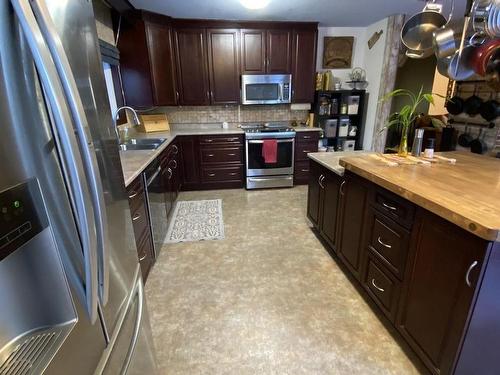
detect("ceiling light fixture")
(240, 0), (270, 10)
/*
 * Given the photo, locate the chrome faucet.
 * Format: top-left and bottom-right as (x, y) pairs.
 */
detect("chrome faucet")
(113, 106), (140, 143)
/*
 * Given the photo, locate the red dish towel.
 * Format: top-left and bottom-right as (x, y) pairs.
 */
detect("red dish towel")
(262, 139), (278, 163)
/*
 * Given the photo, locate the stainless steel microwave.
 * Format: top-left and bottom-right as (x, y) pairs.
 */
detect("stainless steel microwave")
(241, 74), (292, 105)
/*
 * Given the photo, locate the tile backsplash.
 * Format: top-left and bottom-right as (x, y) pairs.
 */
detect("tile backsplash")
(151, 105), (309, 125)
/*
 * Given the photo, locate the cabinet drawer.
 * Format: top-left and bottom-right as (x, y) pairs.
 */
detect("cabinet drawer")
(131, 202), (150, 246)
(137, 230), (154, 282)
(127, 176), (145, 215)
(295, 141), (318, 161)
(363, 254), (400, 321)
(202, 165), (243, 182)
(373, 187), (415, 229)
(294, 160), (311, 183)
(200, 146), (243, 164)
(296, 131), (320, 143)
(199, 134), (243, 145)
(368, 210), (409, 280)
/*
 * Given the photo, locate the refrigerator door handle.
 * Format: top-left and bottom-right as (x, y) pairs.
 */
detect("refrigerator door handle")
(30, 0), (109, 304)
(11, 0), (99, 322)
(120, 277), (144, 375)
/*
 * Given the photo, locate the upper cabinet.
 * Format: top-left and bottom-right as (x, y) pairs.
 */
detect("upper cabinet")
(117, 15), (318, 106)
(118, 11), (177, 107)
(240, 29), (266, 74)
(207, 29), (240, 105)
(292, 29), (317, 103)
(266, 29), (292, 73)
(174, 28), (210, 105)
(240, 29), (292, 74)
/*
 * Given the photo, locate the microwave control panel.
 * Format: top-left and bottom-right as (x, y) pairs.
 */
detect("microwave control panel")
(0, 179), (47, 261)
(282, 83), (290, 100)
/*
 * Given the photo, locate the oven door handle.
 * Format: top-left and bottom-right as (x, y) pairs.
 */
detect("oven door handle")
(247, 139), (294, 144)
(146, 166), (162, 187)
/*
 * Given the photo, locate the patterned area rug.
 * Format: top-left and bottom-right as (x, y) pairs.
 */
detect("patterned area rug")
(165, 199), (225, 243)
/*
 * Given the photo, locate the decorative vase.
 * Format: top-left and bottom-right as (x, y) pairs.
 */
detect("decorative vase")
(398, 127), (409, 157)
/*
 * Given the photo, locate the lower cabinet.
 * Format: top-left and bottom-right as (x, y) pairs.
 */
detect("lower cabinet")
(294, 131), (320, 185)
(307, 160), (494, 375)
(126, 175), (155, 282)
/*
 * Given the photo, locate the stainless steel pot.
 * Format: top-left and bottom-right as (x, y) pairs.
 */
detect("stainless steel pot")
(433, 27), (458, 58)
(401, 2), (448, 59)
(448, 44), (478, 80)
(472, 0), (500, 38)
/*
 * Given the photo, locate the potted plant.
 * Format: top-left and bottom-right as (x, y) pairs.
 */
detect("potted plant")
(379, 87), (444, 157)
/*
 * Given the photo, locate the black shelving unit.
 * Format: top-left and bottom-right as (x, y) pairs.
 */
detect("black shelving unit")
(312, 90), (366, 151)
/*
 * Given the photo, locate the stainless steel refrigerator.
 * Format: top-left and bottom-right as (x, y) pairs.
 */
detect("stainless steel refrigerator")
(0, 0), (157, 374)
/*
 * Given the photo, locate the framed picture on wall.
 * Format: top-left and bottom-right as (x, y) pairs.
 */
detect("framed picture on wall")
(322, 36), (354, 69)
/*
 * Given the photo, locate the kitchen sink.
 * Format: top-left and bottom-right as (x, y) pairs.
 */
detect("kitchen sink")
(119, 138), (166, 151)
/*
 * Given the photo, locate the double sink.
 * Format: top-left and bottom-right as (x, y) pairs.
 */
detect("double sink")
(119, 138), (166, 151)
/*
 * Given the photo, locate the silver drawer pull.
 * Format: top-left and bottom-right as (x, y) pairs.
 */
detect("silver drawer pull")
(228, 138), (238, 141)
(227, 153), (236, 156)
(371, 279), (385, 292)
(132, 213), (141, 221)
(128, 191), (138, 199)
(303, 150), (312, 153)
(172, 144), (179, 154)
(228, 172), (237, 176)
(340, 180), (346, 195)
(465, 261), (478, 287)
(382, 202), (397, 211)
(207, 154), (214, 157)
(318, 174), (325, 189)
(303, 135), (311, 139)
(205, 139), (213, 142)
(139, 253), (147, 261)
(208, 173), (216, 177)
(377, 236), (392, 249)
(301, 169), (309, 172)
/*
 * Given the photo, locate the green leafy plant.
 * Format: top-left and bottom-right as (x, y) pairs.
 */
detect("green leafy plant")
(379, 87), (445, 156)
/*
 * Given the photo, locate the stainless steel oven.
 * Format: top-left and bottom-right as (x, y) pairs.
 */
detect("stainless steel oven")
(241, 74), (292, 105)
(244, 123), (295, 189)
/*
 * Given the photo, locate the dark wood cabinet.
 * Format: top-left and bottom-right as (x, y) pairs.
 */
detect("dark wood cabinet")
(266, 29), (292, 73)
(240, 29), (266, 74)
(145, 22), (178, 106)
(179, 136), (200, 189)
(126, 175), (154, 282)
(336, 172), (371, 279)
(320, 172), (342, 248)
(307, 159), (343, 250)
(174, 28), (210, 105)
(118, 12), (177, 107)
(396, 209), (489, 375)
(291, 29), (317, 103)
(294, 131), (320, 185)
(207, 29), (240, 104)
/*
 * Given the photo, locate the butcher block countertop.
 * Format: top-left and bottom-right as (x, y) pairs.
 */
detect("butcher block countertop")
(339, 152), (500, 241)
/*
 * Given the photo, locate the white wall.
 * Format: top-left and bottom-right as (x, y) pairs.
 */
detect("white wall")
(362, 17), (388, 150)
(316, 27), (367, 82)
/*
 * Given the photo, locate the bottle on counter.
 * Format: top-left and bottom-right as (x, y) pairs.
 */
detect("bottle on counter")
(411, 128), (425, 157)
(423, 138), (435, 159)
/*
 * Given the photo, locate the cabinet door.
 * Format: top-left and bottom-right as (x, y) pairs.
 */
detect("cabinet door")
(240, 29), (266, 74)
(266, 29), (292, 73)
(207, 29), (240, 104)
(179, 136), (200, 188)
(397, 209), (488, 375)
(291, 29), (317, 103)
(145, 22), (177, 106)
(337, 173), (371, 278)
(307, 160), (323, 228)
(175, 28), (210, 105)
(320, 171), (342, 249)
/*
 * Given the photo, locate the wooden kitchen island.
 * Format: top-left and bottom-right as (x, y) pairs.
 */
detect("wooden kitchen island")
(307, 151), (500, 375)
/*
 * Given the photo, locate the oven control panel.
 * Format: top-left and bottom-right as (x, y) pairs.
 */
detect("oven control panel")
(0, 179), (47, 261)
(282, 83), (290, 100)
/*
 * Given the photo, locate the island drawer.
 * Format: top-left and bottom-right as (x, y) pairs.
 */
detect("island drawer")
(199, 134), (243, 145)
(362, 253), (401, 322)
(373, 187), (415, 229)
(200, 146), (243, 164)
(294, 161), (311, 182)
(367, 210), (410, 280)
(127, 175), (145, 215)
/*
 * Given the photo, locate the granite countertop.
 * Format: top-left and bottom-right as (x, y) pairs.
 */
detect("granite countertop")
(308, 151), (374, 176)
(120, 125), (321, 187)
(339, 151), (500, 241)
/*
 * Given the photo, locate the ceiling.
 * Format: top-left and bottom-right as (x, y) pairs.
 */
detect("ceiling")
(129, 0), (465, 27)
